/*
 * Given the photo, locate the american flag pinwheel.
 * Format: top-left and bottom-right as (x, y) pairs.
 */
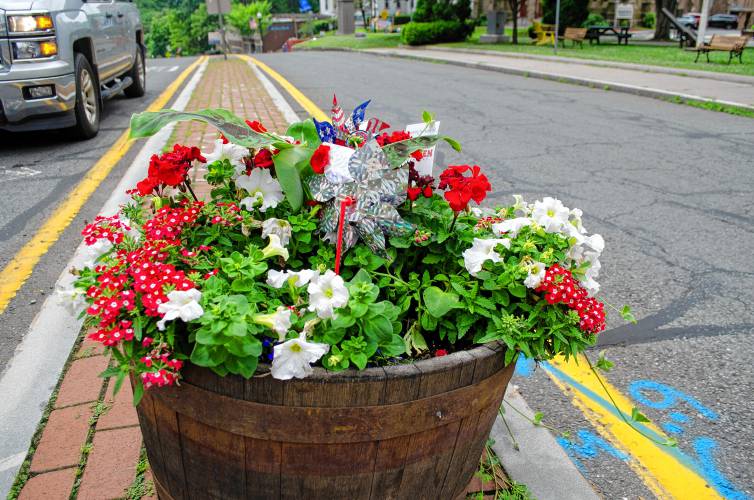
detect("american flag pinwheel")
(307, 139), (413, 257)
(314, 95), (390, 144)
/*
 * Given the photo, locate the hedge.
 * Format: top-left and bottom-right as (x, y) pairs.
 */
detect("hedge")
(400, 20), (474, 45)
(394, 14), (412, 25)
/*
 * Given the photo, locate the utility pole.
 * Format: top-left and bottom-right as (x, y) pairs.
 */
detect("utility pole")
(218, 10), (228, 60)
(553, 0), (561, 54)
(696, 0), (710, 48)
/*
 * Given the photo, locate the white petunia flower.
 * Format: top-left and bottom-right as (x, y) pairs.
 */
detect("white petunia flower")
(79, 239), (113, 268)
(271, 332), (330, 380)
(204, 138), (249, 173)
(523, 261), (547, 289)
(462, 238), (511, 277)
(532, 197), (570, 233)
(253, 306), (292, 341)
(261, 234), (289, 261)
(157, 288), (203, 331)
(262, 218), (292, 246)
(236, 168), (284, 212)
(307, 270), (349, 319)
(568, 208), (586, 235)
(266, 269), (318, 288)
(492, 217), (531, 238)
(512, 194), (531, 217)
(56, 284), (87, 315)
(470, 206), (496, 218)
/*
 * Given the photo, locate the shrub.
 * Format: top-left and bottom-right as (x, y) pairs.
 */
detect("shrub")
(581, 12), (606, 28)
(394, 14), (411, 25)
(543, 0), (589, 33)
(642, 12), (655, 28)
(401, 20), (474, 45)
(527, 24), (537, 39)
(311, 18), (336, 33)
(412, 0), (470, 22)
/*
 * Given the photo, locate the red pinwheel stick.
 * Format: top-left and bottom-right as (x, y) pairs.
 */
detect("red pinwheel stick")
(335, 197), (355, 275)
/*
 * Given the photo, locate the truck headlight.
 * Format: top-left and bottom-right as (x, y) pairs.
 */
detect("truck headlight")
(7, 14), (55, 33)
(11, 39), (58, 60)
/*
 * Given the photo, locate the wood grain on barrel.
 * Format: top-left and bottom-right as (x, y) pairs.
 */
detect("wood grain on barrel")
(135, 342), (514, 500)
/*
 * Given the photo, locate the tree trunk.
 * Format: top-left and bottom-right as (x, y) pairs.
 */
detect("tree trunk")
(655, 0), (679, 40)
(507, 0), (519, 43)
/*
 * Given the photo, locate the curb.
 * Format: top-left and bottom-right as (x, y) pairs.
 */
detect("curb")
(351, 48), (754, 112)
(419, 46), (754, 85)
(492, 386), (601, 499)
(0, 58), (209, 499)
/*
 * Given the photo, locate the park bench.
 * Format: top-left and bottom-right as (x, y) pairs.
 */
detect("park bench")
(532, 21), (556, 46)
(561, 27), (587, 48)
(688, 34), (751, 63)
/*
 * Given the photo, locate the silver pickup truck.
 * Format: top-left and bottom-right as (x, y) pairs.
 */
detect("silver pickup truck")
(0, 0), (144, 138)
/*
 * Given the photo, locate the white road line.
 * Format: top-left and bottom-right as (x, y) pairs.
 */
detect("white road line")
(247, 59), (300, 124)
(0, 57), (208, 499)
(168, 65), (180, 72)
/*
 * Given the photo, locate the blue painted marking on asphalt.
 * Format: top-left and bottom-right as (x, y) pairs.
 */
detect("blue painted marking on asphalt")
(628, 380), (719, 421)
(660, 422), (684, 435)
(514, 356), (535, 377)
(557, 429), (629, 471)
(542, 362), (748, 499)
(693, 437), (751, 500)
(669, 412), (690, 423)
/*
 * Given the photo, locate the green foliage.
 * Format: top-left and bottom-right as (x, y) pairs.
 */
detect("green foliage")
(227, 1), (273, 37)
(412, 0), (470, 22)
(542, 0), (590, 33)
(393, 14), (412, 25)
(581, 12), (606, 27)
(143, 3), (216, 57)
(401, 20), (475, 45)
(642, 11), (656, 28)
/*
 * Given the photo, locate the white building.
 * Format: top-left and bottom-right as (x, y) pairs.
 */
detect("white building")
(319, 0), (416, 19)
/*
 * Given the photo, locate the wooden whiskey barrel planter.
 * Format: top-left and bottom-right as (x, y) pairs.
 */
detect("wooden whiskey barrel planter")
(134, 342), (514, 500)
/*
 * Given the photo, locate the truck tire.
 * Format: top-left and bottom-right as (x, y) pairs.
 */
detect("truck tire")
(123, 46), (146, 98)
(70, 53), (100, 139)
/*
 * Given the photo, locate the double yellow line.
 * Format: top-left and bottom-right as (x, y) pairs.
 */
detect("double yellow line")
(247, 57), (724, 500)
(0, 56), (206, 313)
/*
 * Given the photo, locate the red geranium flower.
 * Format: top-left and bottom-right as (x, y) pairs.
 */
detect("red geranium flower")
(410, 149), (424, 161)
(310, 144), (331, 174)
(376, 130), (412, 147)
(254, 149), (274, 169)
(435, 349), (448, 357)
(407, 187), (422, 201)
(246, 120), (267, 133)
(439, 164), (491, 212)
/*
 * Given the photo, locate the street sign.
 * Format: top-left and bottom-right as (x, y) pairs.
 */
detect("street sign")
(208, 31), (222, 45)
(615, 3), (634, 20)
(206, 0), (231, 15)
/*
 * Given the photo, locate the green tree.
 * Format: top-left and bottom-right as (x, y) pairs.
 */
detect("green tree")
(189, 4), (217, 54)
(227, 0), (273, 37)
(541, 0), (589, 34)
(146, 14), (171, 57)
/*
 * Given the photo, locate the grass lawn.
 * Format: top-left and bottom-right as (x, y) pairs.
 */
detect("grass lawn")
(297, 25), (754, 77)
(296, 29), (401, 50)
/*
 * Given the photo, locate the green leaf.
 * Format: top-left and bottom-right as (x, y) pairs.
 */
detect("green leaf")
(129, 108), (278, 149)
(621, 305), (637, 324)
(423, 286), (461, 318)
(422, 110), (434, 123)
(350, 301), (369, 318)
(595, 351), (614, 372)
(272, 147), (306, 211)
(286, 119), (321, 147)
(631, 407), (651, 423)
(231, 277), (255, 292)
(443, 136), (462, 152)
(380, 334), (406, 357)
(132, 380), (144, 406)
(508, 283), (527, 298)
(363, 315), (394, 342)
(533, 411), (544, 426)
(350, 268), (372, 285)
(112, 371), (126, 397)
(422, 253), (444, 264)
(349, 352), (368, 370)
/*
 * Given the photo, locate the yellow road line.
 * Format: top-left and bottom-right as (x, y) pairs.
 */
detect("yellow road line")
(233, 62), (722, 498)
(244, 56), (329, 122)
(0, 56), (207, 313)
(548, 354), (722, 499)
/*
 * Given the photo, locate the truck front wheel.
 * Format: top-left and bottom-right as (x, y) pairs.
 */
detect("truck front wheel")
(70, 53), (101, 139)
(123, 47), (146, 98)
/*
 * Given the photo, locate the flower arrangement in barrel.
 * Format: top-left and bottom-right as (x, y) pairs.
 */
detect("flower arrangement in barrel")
(61, 98), (632, 403)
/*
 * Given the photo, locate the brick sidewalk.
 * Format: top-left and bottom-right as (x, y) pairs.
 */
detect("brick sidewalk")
(13, 55), (497, 500)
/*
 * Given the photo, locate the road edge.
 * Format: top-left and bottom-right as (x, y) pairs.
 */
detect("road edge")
(0, 58), (209, 498)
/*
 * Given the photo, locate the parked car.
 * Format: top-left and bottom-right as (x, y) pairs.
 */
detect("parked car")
(0, 0), (145, 139)
(676, 15), (699, 29)
(707, 13), (739, 29)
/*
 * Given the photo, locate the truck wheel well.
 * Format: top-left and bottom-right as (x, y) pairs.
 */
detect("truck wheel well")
(72, 38), (94, 66)
(136, 29), (144, 47)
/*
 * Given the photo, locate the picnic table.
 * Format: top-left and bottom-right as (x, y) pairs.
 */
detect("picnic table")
(586, 25), (633, 45)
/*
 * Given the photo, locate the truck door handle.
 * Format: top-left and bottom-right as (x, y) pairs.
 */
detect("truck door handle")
(117, 12), (124, 17)
(105, 13), (113, 18)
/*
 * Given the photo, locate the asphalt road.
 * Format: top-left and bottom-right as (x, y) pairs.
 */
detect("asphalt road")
(0, 57), (197, 373)
(256, 51), (754, 499)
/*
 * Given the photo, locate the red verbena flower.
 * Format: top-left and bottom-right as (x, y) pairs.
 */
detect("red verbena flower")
(310, 144), (331, 174)
(254, 149), (274, 169)
(535, 265), (606, 334)
(435, 349), (448, 357)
